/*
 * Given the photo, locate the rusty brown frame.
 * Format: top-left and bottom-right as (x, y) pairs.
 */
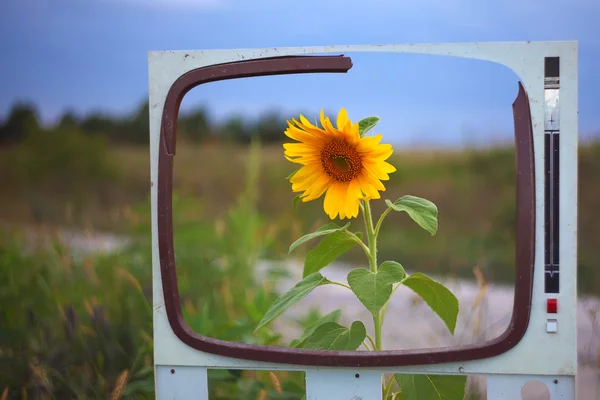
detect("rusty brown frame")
(157, 54), (535, 367)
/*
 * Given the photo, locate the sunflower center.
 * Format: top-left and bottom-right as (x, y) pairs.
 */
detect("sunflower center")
(320, 139), (363, 182)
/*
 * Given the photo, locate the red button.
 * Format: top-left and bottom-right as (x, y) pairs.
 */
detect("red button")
(547, 298), (558, 313)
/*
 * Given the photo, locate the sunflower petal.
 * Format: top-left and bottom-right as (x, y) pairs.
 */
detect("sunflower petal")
(323, 187), (338, 219)
(284, 125), (324, 145)
(379, 161), (397, 173)
(363, 161), (392, 181)
(283, 142), (319, 153)
(359, 170), (386, 190)
(363, 143), (394, 160)
(337, 108), (348, 131)
(290, 166), (322, 192)
(357, 174), (382, 200)
(323, 182), (346, 219)
(298, 114), (322, 132)
(356, 134), (383, 152)
(320, 109), (342, 138)
(346, 179), (362, 218)
(300, 174), (332, 202)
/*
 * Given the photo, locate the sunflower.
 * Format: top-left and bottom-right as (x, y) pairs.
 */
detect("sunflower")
(283, 108), (397, 220)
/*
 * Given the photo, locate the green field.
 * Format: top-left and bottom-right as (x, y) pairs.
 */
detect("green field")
(1, 122), (599, 398)
(2, 138), (599, 293)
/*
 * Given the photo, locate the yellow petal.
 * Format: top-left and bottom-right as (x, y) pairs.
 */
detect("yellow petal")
(284, 125), (324, 145)
(346, 179), (362, 218)
(300, 174), (332, 202)
(363, 143), (394, 160)
(359, 170), (386, 191)
(323, 182), (347, 219)
(285, 154), (319, 165)
(283, 142), (320, 155)
(320, 109), (342, 139)
(363, 161), (392, 181)
(357, 174), (382, 200)
(323, 188), (337, 219)
(336, 182), (351, 220)
(350, 122), (360, 142)
(337, 108), (348, 131)
(341, 120), (359, 146)
(298, 114), (323, 133)
(356, 134), (383, 152)
(379, 161), (397, 173)
(290, 166), (322, 191)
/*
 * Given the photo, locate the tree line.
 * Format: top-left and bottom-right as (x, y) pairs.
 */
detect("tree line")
(0, 101), (301, 146)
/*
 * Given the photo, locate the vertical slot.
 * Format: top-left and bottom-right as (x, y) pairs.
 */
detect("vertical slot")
(552, 133), (560, 264)
(544, 134), (551, 266)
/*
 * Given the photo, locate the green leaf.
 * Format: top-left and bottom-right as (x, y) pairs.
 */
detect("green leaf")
(289, 309), (342, 348)
(379, 261), (406, 282)
(304, 321), (366, 350)
(385, 195), (438, 235)
(255, 272), (330, 331)
(288, 222), (351, 254)
(358, 116), (380, 137)
(347, 268), (396, 315)
(303, 231), (359, 278)
(394, 374), (467, 400)
(401, 273), (459, 334)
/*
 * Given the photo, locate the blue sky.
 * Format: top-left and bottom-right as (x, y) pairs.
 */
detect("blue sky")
(1, 0), (598, 147)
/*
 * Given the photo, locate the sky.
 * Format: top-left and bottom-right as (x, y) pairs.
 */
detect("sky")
(1, 0), (599, 147)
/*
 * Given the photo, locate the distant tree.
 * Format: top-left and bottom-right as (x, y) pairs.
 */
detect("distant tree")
(80, 113), (118, 137)
(254, 111), (287, 143)
(221, 115), (251, 143)
(0, 99), (336, 147)
(125, 101), (150, 144)
(57, 110), (80, 130)
(0, 102), (41, 145)
(77, 101), (149, 144)
(179, 106), (211, 142)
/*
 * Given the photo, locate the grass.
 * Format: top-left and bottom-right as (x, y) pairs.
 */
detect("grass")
(2, 139), (599, 293)
(0, 227), (155, 399)
(0, 223), (311, 399)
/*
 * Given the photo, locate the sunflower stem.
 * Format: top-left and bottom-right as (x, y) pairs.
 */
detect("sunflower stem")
(374, 206), (393, 239)
(362, 201), (378, 273)
(341, 231), (371, 260)
(365, 332), (377, 350)
(362, 200), (383, 351)
(328, 280), (352, 290)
